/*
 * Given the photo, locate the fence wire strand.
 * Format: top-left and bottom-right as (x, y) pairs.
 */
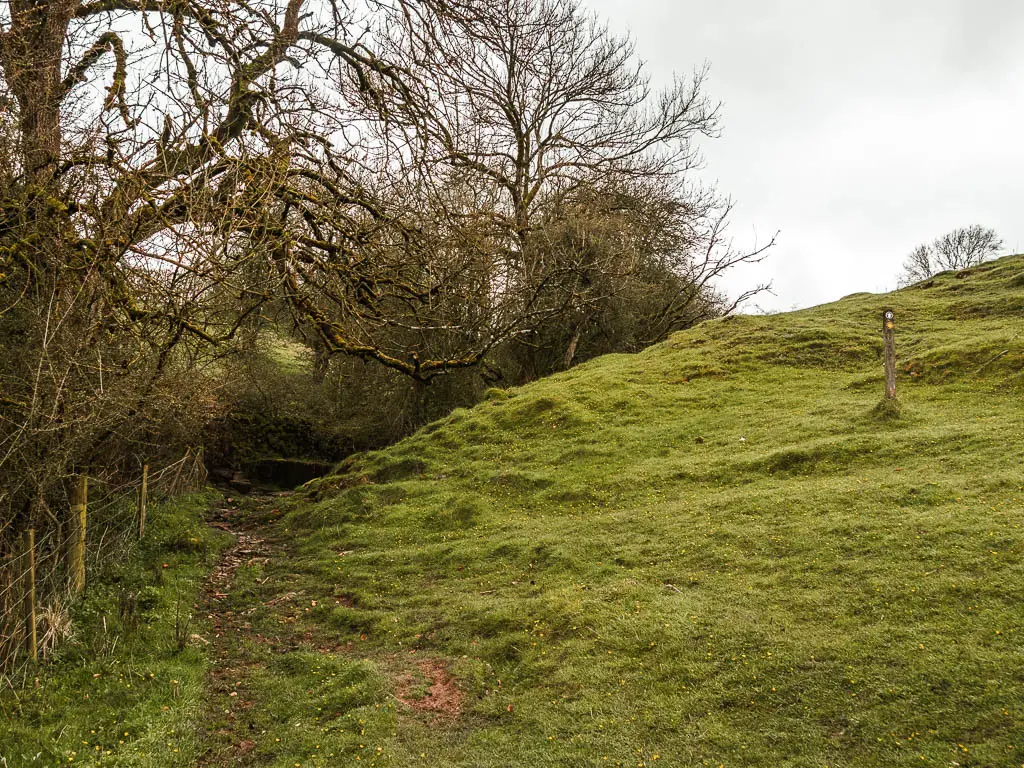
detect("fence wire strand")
(0, 449), (207, 685)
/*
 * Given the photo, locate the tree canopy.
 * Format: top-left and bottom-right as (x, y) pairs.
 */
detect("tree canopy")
(0, 0), (766, 533)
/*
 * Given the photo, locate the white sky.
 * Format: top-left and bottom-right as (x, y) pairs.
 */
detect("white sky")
(583, 0), (1024, 311)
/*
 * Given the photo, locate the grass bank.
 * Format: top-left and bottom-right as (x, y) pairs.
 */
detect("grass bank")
(6, 256), (1024, 767)
(206, 256), (1024, 766)
(0, 492), (230, 767)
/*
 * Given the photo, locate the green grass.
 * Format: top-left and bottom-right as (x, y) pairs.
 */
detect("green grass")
(0, 492), (231, 767)
(6, 256), (1024, 767)
(230, 256), (1024, 767)
(262, 331), (314, 377)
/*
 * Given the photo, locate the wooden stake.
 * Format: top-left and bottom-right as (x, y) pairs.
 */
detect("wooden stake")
(882, 309), (897, 400)
(138, 464), (149, 539)
(194, 448), (208, 487)
(23, 529), (37, 662)
(170, 448), (189, 495)
(68, 476), (87, 594)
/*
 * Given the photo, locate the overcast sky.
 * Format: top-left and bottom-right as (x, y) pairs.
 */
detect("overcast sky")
(583, 0), (1024, 311)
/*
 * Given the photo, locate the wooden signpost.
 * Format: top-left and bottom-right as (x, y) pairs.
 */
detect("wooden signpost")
(882, 309), (897, 400)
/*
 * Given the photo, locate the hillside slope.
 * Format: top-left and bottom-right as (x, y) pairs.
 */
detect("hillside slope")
(227, 256), (1023, 766)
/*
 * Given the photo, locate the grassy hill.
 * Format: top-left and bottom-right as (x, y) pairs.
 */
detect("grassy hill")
(5, 256), (1023, 767)
(220, 254), (1023, 767)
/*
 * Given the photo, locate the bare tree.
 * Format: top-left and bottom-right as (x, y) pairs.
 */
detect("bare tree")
(900, 225), (1002, 285)
(374, 0), (771, 377)
(0, 0), (771, 537)
(900, 243), (934, 285)
(0, 0), (488, 538)
(933, 225), (1003, 270)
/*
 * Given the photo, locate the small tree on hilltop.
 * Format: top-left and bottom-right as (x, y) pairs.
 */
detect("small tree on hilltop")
(900, 225), (1003, 285)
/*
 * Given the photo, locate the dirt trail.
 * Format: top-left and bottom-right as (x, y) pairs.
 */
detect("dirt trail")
(197, 493), (282, 767)
(194, 490), (463, 765)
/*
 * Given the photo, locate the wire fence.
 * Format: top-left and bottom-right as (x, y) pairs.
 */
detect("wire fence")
(0, 449), (207, 686)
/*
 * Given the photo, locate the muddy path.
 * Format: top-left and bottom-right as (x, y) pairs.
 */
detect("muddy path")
(197, 493), (283, 767)
(194, 491), (464, 767)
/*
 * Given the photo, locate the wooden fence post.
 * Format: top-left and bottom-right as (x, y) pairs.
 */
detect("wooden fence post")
(882, 309), (897, 400)
(195, 447), (208, 487)
(170, 449), (189, 495)
(138, 464), (149, 539)
(68, 476), (87, 594)
(23, 528), (37, 662)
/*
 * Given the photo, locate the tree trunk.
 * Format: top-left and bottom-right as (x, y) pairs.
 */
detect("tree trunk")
(0, 0), (73, 183)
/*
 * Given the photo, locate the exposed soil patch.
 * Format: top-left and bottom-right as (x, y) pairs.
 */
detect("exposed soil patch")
(395, 659), (463, 718)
